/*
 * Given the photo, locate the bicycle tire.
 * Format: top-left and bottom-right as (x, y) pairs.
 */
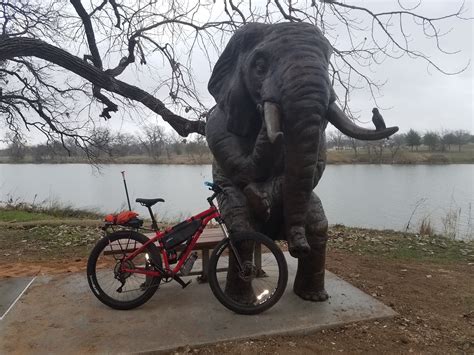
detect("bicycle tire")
(208, 232), (288, 315)
(87, 230), (162, 310)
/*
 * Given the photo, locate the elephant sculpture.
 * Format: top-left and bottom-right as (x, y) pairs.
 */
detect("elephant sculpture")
(205, 22), (398, 302)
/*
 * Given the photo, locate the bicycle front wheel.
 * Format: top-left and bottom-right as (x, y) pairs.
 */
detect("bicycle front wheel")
(208, 232), (288, 315)
(87, 230), (162, 310)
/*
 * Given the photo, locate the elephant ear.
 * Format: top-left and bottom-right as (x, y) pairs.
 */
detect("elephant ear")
(208, 23), (266, 137)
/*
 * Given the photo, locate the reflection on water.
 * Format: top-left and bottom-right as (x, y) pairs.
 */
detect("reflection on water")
(0, 164), (472, 240)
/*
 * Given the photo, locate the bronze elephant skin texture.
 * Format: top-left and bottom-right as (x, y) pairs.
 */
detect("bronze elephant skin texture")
(205, 22), (398, 302)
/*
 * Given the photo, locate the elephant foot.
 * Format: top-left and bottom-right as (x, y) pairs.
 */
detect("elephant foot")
(293, 286), (329, 302)
(287, 226), (311, 258)
(244, 183), (271, 221)
(293, 247), (328, 302)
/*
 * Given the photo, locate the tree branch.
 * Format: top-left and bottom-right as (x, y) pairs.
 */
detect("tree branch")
(69, 0), (103, 69)
(0, 36), (205, 136)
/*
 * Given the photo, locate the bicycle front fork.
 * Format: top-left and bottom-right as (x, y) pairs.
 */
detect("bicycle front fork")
(217, 219), (245, 271)
(218, 218), (230, 239)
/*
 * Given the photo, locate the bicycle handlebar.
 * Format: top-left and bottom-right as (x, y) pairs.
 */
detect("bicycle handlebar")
(205, 181), (224, 206)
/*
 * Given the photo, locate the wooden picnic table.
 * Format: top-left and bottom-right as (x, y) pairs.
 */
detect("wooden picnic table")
(104, 228), (263, 283)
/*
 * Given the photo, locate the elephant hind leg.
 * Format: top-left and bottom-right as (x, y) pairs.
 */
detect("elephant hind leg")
(293, 192), (329, 302)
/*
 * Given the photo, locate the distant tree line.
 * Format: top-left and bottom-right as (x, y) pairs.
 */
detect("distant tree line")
(326, 129), (473, 163)
(328, 129), (472, 152)
(1, 127), (472, 164)
(0, 126), (210, 163)
(403, 129), (472, 152)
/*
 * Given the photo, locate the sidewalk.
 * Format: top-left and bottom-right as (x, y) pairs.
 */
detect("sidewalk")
(0, 254), (395, 354)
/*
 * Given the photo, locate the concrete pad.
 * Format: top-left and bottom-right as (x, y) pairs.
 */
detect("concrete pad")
(0, 276), (35, 320)
(0, 254), (396, 354)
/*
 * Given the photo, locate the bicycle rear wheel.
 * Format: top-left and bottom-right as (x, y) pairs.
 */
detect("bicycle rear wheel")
(87, 230), (162, 310)
(208, 232), (288, 315)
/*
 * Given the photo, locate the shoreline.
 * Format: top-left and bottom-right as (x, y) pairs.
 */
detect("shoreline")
(1, 145), (473, 165)
(1, 160), (473, 165)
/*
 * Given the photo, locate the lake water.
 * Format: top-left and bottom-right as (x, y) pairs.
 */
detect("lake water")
(0, 164), (472, 240)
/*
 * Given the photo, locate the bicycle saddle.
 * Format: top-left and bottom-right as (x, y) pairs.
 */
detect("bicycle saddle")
(135, 198), (165, 207)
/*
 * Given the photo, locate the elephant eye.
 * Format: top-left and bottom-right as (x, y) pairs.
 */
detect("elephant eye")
(254, 57), (268, 75)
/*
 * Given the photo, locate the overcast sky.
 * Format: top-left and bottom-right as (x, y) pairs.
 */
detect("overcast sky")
(116, 0), (474, 137)
(2, 0), (473, 146)
(344, 1), (473, 134)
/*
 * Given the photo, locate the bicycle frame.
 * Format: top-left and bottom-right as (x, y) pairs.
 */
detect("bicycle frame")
(119, 205), (222, 278)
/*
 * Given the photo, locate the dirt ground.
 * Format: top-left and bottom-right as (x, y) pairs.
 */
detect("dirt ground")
(0, 226), (472, 354)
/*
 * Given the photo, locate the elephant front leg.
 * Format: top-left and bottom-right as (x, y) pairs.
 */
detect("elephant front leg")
(214, 176), (257, 303)
(224, 239), (257, 304)
(293, 192), (329, 302)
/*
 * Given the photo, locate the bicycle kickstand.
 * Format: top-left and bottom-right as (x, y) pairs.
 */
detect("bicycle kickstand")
(173, 274), (192, 289)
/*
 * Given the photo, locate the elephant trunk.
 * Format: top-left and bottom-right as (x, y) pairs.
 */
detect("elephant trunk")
(265, 55), (330, 257)
(283, 114), (320, 223)
(282, 111), (321, 257)
(280, 74), (326, 256)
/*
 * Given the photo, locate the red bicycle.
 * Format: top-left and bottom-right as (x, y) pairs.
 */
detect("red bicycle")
(87, 182), (288, 315)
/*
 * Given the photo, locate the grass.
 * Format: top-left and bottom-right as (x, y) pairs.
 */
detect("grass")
(0, 200), (101, 222)
(0, 203), (472, 264)
(1, 220), (472, 264)
(0, 210), (62, 222)
(419, 217), (435, 237)
(0, 153), (214, 165)
(328, 225), (473, 264)
(0, 224), (101, 261)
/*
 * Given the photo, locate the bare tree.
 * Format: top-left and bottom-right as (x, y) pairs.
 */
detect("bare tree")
(185, 134), (210, 162)
(168, 132), (187, 157)
(441, 131), (456, 151)
(453, 130), (471, 152)
(89, 127), (113, 157)
(423, 131), (440, 151)
(0, 0), (221, 151)
(387, 133), (405, 162)
(373, 141), (385, 163)
(3, 132), (25, 162)
(405, 129), (422, 151)
(348, 137), (361, 157)
(0, 0), (470, 153)
(111, 132), (137, 156)
(139, 125), (167, 161)
(328, 130), (345, 150)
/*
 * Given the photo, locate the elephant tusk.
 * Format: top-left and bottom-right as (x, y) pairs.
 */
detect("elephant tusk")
(263, 102), (284, 144)
(327, 103), (399, 141)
